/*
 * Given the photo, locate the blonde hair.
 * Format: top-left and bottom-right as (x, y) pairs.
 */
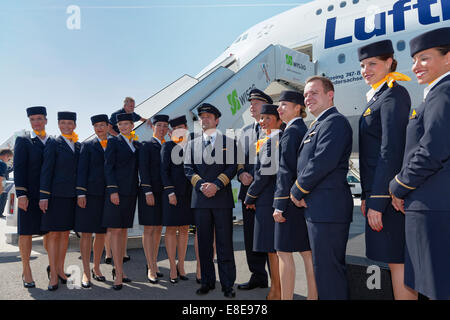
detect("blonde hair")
(123, 97), (135, 105)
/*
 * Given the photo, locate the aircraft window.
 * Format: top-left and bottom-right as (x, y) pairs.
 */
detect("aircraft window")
(340, 1), (347, 8)
(242, 34), (248, 41)
(316, 9), (322, 15)
(352, 0), (359, 4)
(234, 36), (241, 44)
(397, 40), (406, 51)
(338, 54), (346, 64)
(328, 5), (334, 11)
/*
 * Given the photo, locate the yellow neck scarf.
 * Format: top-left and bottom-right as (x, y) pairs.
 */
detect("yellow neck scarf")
(371, 72), (411, 90)
(62, 132), (78, 143)
(171, 136), (183, 144)
(255, 136), (269, 154)
(153, 134), (165, 144)
(124, 131), (138, 142)
(99, 139), (108, 149)
(33, 130), (46, 137)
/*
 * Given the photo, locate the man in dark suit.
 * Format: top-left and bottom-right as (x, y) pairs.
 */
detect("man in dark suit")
(236, 88), (271, 290)
(184, 103), (237, 298)
(108, 97), (147, 136)
(290, 76), (353, 300)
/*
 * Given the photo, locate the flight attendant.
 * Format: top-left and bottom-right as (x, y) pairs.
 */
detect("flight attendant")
(103, 113), (140, 290)
(272, 91), (317, 300)
(14, 106), (51, 288)
(138, 114), (169, 283)
(390, 27), (450, 300)
(244, 104), (282, 300)
(75, 114), (109, 288)
(39, 111), (80, 291)
(357, 39), (417, 300)
(161, 115), (194, 283)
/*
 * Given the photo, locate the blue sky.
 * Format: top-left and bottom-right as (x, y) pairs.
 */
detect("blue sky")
(0, 0), (312, 143)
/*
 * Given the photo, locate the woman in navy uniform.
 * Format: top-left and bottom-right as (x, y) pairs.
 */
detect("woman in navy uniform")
(39, 111), (80, 291)
(244, 104), (282, 300)
(14, 106), (51, 288)
(138, 114), (169, 283)
(161, 115), (194, 283)
(75, 114), (109, 288)
(103, 113), (140, 290)
(272, 91), (317, 300)
(390, 27), (450, 300)
(357, 40), (417, 299)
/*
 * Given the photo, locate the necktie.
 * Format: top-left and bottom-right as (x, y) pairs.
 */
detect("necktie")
(204, 136), (212, 148)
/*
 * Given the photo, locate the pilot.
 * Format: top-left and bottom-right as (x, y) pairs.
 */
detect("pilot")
(236, 88), (271, 291)
(184, 103), (237, 298)
(289, 77), (353, 300)
(74, 114), (110, 288)
(243, 104), (283, 300)
(14, 106), (51, 288)
(357, 40), (417, 299)
(389, 27), (450, 300)
(39, 111), (80, 291)
(272, 90), (317, 300)
(138, 114), (169, 283)
(103, 112), (141, 290)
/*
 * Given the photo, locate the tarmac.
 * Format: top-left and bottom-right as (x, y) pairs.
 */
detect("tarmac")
(0, 198), (391, 300)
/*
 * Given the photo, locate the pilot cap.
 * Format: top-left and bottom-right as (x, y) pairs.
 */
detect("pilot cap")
(409, 27), (450, 57)
(358, 40), (394, 61)
(197, 103), (222, 118)
(26, 106), (47, 117)
(279, 90), (305, 106)
(248, 89), (273, 104)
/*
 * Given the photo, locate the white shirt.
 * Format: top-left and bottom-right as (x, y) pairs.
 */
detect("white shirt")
(61, 136), (75, 152)
(424, 71), (450, 100)
(315, 106), (336, 120)
(285, 117), (301, 130)
(202, 131), (217, 146)
(366, 81), (387, 102)
(153, 136), (164, 145)
(31, 131), (49, 145)
(97, 137), (107, 150)
(120, 133), (136, 152)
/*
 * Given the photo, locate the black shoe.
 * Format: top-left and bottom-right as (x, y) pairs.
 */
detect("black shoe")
(123, 277), (132, 283)
(123, 256), (130, 263)
(92, 269), (106, 282)
(48, 283), (59, 291)
(170, 277), (179, 284)
(47, 266), (70, 281)
(22, 275), (35, 289)
(223, 287), (236, 298)
(58, 275), (68, 285)
(196, 284), (215, 295)
(81, 281), (91, 289)
(104, 257), (112, 264)
(196, 277), (201, 284)
(176, 265), (189, 281)
(146, 265), (158, 284)
(237, 281), (268, 290)
(112, 284), (123, 290)
(156, 272), (164, 278)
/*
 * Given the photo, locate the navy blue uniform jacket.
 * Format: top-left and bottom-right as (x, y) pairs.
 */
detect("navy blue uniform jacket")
(139, 137), (164, 194)
(291, 108), (353, 223)
(359, 82), (410, 213)
(104, 135), (140, 196)
(14, 134), (52, 199)
(273, 118), (307, 212)
(39, 136), (80, 199)
(161, 140), (191, 197)
(76, 138), (106, 197)
(390, 74), (450, 211)
(237, 122), (259, 201)
(184, 133), (237, 209)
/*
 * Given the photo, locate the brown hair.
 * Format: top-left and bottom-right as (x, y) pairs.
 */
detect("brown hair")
(306, 76), (335, 93)
(436, 45), (450, 56)
(377, 54), (397, 72)
(299, 105), (307, 119)
(123, 97), (135, 104)
(0, 149), (13, 157)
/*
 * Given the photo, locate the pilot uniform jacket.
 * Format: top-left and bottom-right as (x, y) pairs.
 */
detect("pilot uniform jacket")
(290, 107), (353, 300)
(237, 122), (260, 201)
(272, 118), (310, 253)
(244, 131), (282, 253)
(389, 73), (450, 300)
(103, 134), (140, 229)
(359, 82), (410, 263)
(138, 137), (164, 226)
(40, 135), (81, 231)
(74, 138), (107, 233)
(14, 133), (53, 235)
(160, 140), (194, 226)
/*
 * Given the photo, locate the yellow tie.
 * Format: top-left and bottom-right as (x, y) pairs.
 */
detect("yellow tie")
(33, 130), (46, 137)
(371, 72), (411, 90)
(124, 131), (138, 142)
(62, 132), (78, 143)
(99, 139), (108, 149)
(255, 136), (269, 154)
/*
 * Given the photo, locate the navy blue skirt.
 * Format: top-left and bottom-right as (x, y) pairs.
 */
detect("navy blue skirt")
(253, 205), (275, 253)
(365, 204), (405, 263)
(274, 201), (310, 252)
(41, 197), (76, 232)
(162, 191), (194, 227)
(137, 190), (162, 226)
(74, 195), (107, 234)
(404, 210), (450, 300)
(102, 194), (137, 229)
(17, 198), (46, 236)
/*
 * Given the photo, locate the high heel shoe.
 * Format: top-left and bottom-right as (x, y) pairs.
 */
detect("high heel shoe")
(48, 283), (59, 291)
(47, 265), (70, 280)
(58, 275), (68, 284)
(112, 283), (123, 290)
(146, 265), (158, 284)
(170, 277), (179, 284)
(112, 268), (132, 283)
(176, 265), (189, 281)
(92, 269), (106, 282)
(81, 280), (91, 289)
(22, 274), (35, 288)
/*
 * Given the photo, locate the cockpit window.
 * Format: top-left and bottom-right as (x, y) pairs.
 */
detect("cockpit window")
(242, 33), (248, 41)
(234, 36), (241, 44)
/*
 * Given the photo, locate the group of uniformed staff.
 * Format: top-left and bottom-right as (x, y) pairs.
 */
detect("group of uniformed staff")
(13, 27), (450, 300)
